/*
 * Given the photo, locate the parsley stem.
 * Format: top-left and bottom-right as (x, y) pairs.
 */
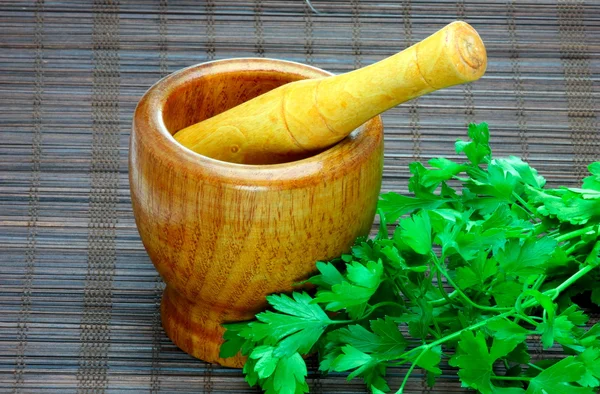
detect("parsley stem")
(429, 290), (457, 307)
(516, 314), (538, 326)
(527, 363), (545, 372)
(490, 376), (532, 381)
(390, 264), (592, 373)
(390, 313), (509, 368)
(362, 301), (405, 320)
(515, 265), (594, 310)
(513, 274), (546, 324)
(428, 327), (441, 340)
(393, 245), (594, 392)
(395, 348), (426, 394)
(554, 225), (597, 243)
(531, 275), (546, 292)
(430, 252), (511, 313)
(549, 264), (595, 300)
(328, 319), (357, 324)
(371, 301), (405, 310)
(564, 240), (586, 256)
(376, 207), (388, 240)
(396, 281), (416, 303)
(431, 316), (442, 338)
(435, 268), (453, 306)
(511, 191), (538, 220)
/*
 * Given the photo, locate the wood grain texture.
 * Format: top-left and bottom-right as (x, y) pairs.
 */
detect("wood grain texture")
(129, 58), (384, 367)
(173, 21), (486, 164)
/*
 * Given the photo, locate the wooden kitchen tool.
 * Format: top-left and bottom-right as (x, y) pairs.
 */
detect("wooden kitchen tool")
(174, 21), (487, 164)
(130, 58), (384, 367)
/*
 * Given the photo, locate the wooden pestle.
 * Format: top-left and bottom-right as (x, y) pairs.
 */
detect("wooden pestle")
(174, 21), (487, 164)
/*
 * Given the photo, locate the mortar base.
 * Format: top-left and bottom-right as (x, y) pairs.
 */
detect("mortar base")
(161, 285), (246, 368)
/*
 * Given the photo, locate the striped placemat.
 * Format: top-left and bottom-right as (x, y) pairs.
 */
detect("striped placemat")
(0, 0), (598, 392)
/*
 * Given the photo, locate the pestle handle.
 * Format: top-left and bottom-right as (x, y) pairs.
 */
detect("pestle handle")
(174, 21), (487, 164)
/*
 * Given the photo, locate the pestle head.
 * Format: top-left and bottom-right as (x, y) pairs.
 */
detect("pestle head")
(416, 21), (487, 90)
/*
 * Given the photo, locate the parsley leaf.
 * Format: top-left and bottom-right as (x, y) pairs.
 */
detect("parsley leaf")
(496, 237), (557, 279)
(492, 281), (523, 307)
(576, 347), (600, 387)
(526, 357), (592, 394)
(307, 261), (344, 288)
(527, 187), (600, 225)
(487, 318), (530, 342)
(327, 345), (375, 372)
(456, 122), (492, 165)
(495, 156), (546, 189)
(411, 345), (442, 376)
(313, 260), (383, 317)
(220, 322), (250, 358)
(220, 123), (600, 394)
(419, 157), (468, 188)
(324, 317), (407, 362)
(456, 254), (497, 290)
(249, 346), (279, 379)
(449, 331), (520, 393)
(399, 211), (432, 255)
(378, 192), (446, 223)
(467, 162), (518, 200)
(264, 353), (309, 394)
(324, 345), (390, 392)
(582, 162), (600, 191)
(370, 317), (408, 357)
(249, 292), (332, 357)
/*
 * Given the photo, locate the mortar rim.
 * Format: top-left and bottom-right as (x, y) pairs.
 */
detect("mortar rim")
(131, 57), (383, 186)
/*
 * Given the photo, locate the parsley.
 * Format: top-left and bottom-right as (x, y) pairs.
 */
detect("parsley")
(220, 123), (600, 393)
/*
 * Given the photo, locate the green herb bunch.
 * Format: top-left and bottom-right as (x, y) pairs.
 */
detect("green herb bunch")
(220, 123), (600, 394)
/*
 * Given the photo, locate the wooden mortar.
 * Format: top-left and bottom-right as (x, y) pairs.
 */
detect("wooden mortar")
(129, 59), (384, 367)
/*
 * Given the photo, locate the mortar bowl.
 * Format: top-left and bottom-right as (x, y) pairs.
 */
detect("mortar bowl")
(129, 58), (384, 367)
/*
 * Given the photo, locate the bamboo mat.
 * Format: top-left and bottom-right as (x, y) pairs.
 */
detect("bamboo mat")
(1, 0), (599, 392)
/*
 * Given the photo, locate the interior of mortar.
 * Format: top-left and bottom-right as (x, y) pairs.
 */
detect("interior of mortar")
(161, 70), (325, 165)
